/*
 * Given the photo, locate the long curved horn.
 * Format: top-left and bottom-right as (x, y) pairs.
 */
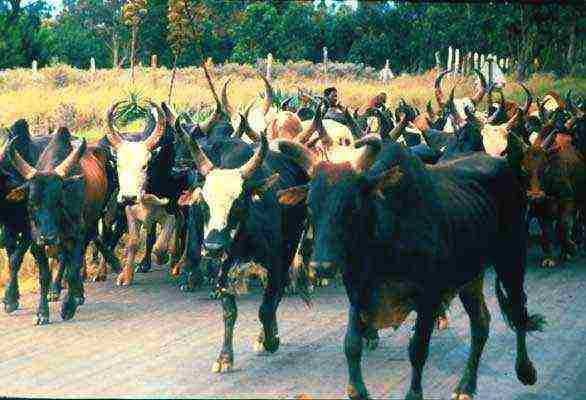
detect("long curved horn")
(54, 138), (87, 178)
(519, 83), (533, 116)
(176, 121), (214, 176)
(239, 133), (268, 179)
(259, 74), (274, 116)
(221, 77), (234, 119)
(296, 103), (325, 144)
(105, 101), (125, 149)
(202, 60), (222, 108)
(540, 129), (557, 150)
(144, 101), (166, 150)
(487, 91), (506, 124)
(238, 101), (261, 142)
(8, 138), (37, 180)
(388, 114), (408, 142)
(161, 102), (177, 126)
(434, 69), (452, 108)
(486, 82), (496, 107)
(354, 135), (382, 172)
(470, 68), (487, 105)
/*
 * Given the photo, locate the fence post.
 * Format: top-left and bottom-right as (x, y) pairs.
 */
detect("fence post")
(487, 56), (494, 88)
(381, 59), (393, 84)
(151, 54), (158, 68)
(90, 57), (96, 73)
(473, 52), (479, 70)
(266, 53), (273, 81)
(505, 57), (510, 72)
(323, 47), (328, 88)
(447, 46), (453, 72)
(454, 48), (460, 75)
(435, 51), (441, 70)
(32, 60), (38, 73)
(480, 54), (485, 70)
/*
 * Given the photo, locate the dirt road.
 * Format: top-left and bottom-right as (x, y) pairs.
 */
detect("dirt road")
(1, 249), (585, 399)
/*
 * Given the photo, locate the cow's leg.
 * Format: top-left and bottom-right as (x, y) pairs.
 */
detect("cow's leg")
(153, 214), (175, 266)
(405, 302), (436, 400)
(452, 275), (490, 400)
(176, 207), (203, 292)
(61, 241), (85, 321)
(29, 243), (51, 325)
(168, 213), (184, 268)
(345, 306), (368, 400)
(559, 201), (577, 261)
(534, 204), (556, 267)
(117, 206), (140, 286)
(136, 222), (157, 273)
(2, 229), (29, 314)
(92, 237), (121, 281)
(49, 254), (66, 302)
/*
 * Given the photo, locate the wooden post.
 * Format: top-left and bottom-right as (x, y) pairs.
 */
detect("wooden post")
(266, 53), (273, 81)
(323, 47), (328, 88)
(435, 51), (441, 70)
(480, 54), (485, 70)
(505, 57), (510, 72)
(151, 54), (158, 68)
(32, 60), (38, 73)
(487, 56), (494, 88)
(447, 46), (453, 72)
(90, 57), (96, 73)
(454, 48), (460, 75)
(381, 59), (393, 84)
(473, 52), (479, 70)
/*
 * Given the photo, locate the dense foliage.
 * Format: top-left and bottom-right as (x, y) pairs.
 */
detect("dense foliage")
(1, 1), (584, 78)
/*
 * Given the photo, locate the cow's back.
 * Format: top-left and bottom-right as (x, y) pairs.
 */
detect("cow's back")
(79, 149), (110, 225)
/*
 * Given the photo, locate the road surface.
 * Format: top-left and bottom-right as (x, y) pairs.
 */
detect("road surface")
(1, 249), (585, 399)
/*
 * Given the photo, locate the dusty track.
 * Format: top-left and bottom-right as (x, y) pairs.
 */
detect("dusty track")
(1, 249), (585, 399)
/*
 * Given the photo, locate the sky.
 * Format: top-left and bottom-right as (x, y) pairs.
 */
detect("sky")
(26, 0), (358, 16)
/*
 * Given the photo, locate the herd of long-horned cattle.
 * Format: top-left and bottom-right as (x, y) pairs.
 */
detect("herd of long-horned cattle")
(1, 60), (585, 400)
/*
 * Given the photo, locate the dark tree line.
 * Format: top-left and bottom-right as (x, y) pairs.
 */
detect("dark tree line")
(1, 0), (584, 79)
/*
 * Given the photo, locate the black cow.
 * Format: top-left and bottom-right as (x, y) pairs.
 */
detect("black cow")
(5, 127), (117, 323)
(277, 139), (543, 400)
(176, 126), (308, 373)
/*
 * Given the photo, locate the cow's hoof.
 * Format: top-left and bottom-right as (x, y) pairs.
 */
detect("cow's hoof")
(135, 263), (152, 273)
(36, 313), (50, 326)
(211, 354), (233, 373)
(262, 336), (280, 353)
(404, 390), (424, 400)
(47, 290), (61, 302)
(451, 392), (473, 400)
(75, 295), (85, 306)
(3, 300), (19, 314)
(516, 359), (537, 386)
(60, 298), (78, 321)
(541, 258), (556, 268)
(116, 273), (132, 287)
(346, 383), (369, 400)
(437, 316), (449, 331)
(364, 335), (379, 351)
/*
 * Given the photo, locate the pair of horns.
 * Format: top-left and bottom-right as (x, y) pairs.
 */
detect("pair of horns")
(106, 100), (166, 150)
(10, 130), (87, 181)
(177, 120), (268, 180)
(435, 68), (487, 108)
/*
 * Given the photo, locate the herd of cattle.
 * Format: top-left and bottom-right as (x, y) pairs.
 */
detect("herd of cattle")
(1, 63), (585, 400)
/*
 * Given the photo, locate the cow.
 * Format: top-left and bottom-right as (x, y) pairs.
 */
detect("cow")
(175, 125), (308, 373)
(521, 107), (586, 267)
(276, 138), (543, 400)
(4, 127), (117, 324)
(104, 100), (191, 286)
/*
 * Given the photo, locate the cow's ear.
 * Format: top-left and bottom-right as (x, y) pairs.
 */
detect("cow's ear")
(178, 187), (203, 206)
(5, 184), (28, 202)
(277, 185), (308, 206)
(363, 165), (403, 196)
(245, 173), (280, 195)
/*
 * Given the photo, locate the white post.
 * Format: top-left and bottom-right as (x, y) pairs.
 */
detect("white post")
(266, 53), (273, 81)
(32, 60), (38, 73)
(90, 57), (96, 73)
(505, 57), (510, 72)
(381, 59), (393, 84)
(435, 51), (441, 70)
(499, 57), (505, 70)
(454, 48), (460, 75)
(323, 47), (328, 87)
(480, 53), (485, 70)
(473, 52), (479, 70)
(447, 46), (453, 72)
(151, 54), (158, 68)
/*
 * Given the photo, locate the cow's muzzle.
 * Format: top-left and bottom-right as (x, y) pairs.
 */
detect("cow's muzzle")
(527, 190), (547, 204)
(309, 260), (337, 280)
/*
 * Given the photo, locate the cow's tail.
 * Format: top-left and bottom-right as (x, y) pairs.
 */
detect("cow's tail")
(494, 276), (546, 333)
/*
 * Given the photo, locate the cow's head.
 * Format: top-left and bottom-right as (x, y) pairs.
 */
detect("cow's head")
(276, 137), (388, 279)
(6, 128), (86, 246)
(435, 68), (487, 131)
(177, 129), (278, 258)
(105, 101), (167, 205)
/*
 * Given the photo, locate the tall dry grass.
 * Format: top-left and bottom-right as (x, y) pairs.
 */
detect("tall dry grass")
(0, 62), (584, 298)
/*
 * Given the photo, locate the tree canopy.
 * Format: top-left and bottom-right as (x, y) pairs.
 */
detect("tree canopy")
(1, 0), (584, 78)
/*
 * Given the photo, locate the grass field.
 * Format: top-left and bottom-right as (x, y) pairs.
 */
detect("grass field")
(1, 62), (585, 298)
